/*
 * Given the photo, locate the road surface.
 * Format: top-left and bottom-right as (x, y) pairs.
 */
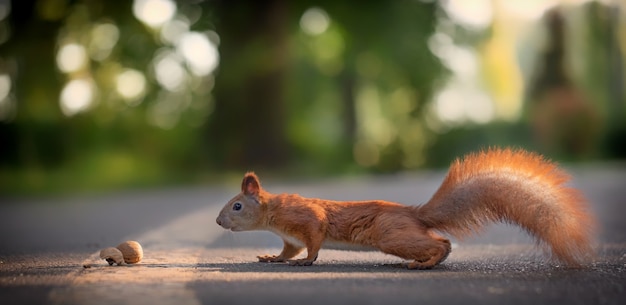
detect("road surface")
(1, 166), (625, 305)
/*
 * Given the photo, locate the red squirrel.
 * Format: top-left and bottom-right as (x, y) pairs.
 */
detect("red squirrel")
(215, 148), (595, 269)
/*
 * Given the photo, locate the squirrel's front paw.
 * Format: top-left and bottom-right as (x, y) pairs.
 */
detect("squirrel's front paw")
(287, 259), (314, 266)
(257, 255), (285, 263)
(405, 260), (436, 270)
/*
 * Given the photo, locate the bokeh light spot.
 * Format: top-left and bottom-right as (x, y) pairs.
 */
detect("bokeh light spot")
(56, 43), (87, 73)
(89, 22), (120, 61)
(0, 73), (10, 100)
(434, 85), (495, 126)
(177, 31), (219, 77)
(300, 7), (330, 36)
(133, 0), (176, 28)
(154, 50), (186, 91)
(60, 79), (95, 116)
(0, 0), (11, 21)
(160, 17), (189, 44)
(0, 73), (13, 121)
(116, 69), (146, 105)
(442, 0), (493, 30)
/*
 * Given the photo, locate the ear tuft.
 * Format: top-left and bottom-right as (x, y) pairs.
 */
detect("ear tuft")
(241, 172), (261, 198)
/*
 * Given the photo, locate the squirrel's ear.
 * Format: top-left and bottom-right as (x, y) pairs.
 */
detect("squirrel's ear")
(242, 172), (261, 198)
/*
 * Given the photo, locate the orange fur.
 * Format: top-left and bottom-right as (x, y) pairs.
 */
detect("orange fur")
(215, 148), (596, 269)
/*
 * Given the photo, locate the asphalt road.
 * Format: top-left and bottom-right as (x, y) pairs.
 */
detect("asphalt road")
(0, 165), (625, 305)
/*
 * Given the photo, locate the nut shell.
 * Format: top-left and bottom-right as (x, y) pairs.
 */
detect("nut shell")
(99, 247), (124, 266)
(116, 240), (143, 264)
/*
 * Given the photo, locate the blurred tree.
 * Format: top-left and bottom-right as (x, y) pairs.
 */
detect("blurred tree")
(0, 0), (462, 194)
(580, 1), (626, 158)
(0, 0), (217, 193)
(285, 0), (445, 172)
(207, 0), (446, 172)
(0, 0), (65, 169)
(209, 0), (291, 170)
(526, 7), (601, 159)
(331, 0), (444, 171)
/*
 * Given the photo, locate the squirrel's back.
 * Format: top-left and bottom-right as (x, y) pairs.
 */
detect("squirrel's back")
(417, 148), (595, 266)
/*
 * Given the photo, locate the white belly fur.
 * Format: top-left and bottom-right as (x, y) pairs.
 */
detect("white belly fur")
(271, 230), (377, 252)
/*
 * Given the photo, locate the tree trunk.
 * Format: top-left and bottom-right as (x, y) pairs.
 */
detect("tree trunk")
(209, 0), (290, 169)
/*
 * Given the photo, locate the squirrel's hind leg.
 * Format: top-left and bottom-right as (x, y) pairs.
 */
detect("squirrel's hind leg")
(258, 240), (304, 263)
(287, 243), (321, 266)
(377, 229), (451, 270)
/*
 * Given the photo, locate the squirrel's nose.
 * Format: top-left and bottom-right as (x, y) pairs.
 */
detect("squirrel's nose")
(216, 217), (222, 226)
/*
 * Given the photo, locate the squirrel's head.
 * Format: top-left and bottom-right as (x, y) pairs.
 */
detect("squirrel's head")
(216, 172), (265, 231)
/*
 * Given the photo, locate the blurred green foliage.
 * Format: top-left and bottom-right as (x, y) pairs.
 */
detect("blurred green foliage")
(0, 0), (624, 196)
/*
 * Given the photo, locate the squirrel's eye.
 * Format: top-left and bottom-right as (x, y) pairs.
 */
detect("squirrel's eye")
(233, 202), (242, 211)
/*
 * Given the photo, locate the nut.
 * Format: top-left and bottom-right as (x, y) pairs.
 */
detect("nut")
(116, 240), (143, 264)
(99, 247), (124, 266)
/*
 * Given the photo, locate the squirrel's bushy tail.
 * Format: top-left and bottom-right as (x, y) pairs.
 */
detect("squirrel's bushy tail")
(416, 148), (595, 266)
